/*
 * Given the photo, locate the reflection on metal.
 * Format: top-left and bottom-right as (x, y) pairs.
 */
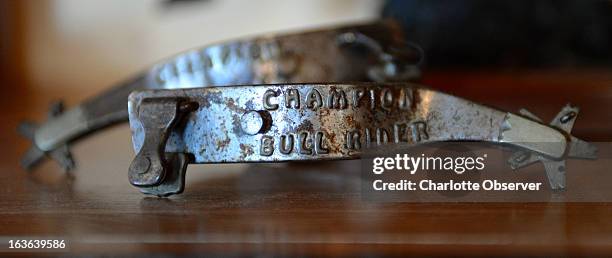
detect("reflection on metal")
(19, 21), (421, 172)
(128, 83), (596, 196)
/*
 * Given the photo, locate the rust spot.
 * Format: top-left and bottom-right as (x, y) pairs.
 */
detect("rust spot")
(231, 114), (242, 135)
(225, 97), (245, 113)
(295, 119), (314, 132)
(239, 143), (254, 159)
(343, 115), (358, 128)
(215, 138), (231, 151)
(319, 108), (330, 117)
(200, 96), (211, 108)
(244, 99), (256, 110)
(200, 91), (223, 108)
(323, 128), (339, 153)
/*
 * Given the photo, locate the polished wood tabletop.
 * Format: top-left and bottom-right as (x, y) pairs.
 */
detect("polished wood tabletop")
(2, 69), (612, 256)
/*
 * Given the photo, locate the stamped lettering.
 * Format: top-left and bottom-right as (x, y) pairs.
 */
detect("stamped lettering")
(380, 88), (394, 111)
(285, 89), (300, 109)
(346, 130), (362, 150)
(260, 135), (274, 156)
(261, 131), (330, 156)
(352, 88), (366, 108)
(298, 132), (313, 155)
(314, 131), (329, 154)
(398, 88), (413, 110)
(346, 121), (429, 150)
(279, 134), (294, 154)
(306, 88), (323, 109)
(327, 88), (348, 109)
(263, 89), (279, 110)
(260, 86), (416, 112)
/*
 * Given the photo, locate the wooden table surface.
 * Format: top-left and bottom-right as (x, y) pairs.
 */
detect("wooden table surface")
(2, 69), (612, 256)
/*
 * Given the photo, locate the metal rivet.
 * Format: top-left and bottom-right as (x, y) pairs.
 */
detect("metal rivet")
(241, 111), (264, 135)
(560, 111), (576, 124)
(133, 157), (151, 174)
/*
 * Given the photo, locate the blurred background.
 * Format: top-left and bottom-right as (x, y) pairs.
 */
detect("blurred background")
(0, 0), (382, 101)
(1, 1), (612, 255)
(2, 0), (611, 101)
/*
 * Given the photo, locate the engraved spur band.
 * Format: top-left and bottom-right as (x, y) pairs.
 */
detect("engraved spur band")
(19, 21), (421, 172)
(127, 82), (597, 196)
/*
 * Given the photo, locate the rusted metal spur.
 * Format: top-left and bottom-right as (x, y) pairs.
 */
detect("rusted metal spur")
(18, 20), (596, 197)
(128, 83), (597, 196)
(18, 21), (422, 172)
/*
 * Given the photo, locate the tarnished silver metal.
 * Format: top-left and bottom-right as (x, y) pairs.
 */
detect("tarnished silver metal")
(508, 105), (597, 189)
(128, 98), (198, 186)
(19, 21), (421, 172)
(128, 82), (596, 196)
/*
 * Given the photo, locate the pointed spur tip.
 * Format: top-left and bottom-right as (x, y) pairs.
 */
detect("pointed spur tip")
(20, 146), (46, 171)
(567, 136), (598, 160)
(563, 102), (578, 110)
(17, 121), (38, 140)
(19, 146), (76, 172)
(48, 144), (76, 172)
(18, 121), (43, 171)
(18, 122), (78, 173)
(508, 163), (519, 171)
